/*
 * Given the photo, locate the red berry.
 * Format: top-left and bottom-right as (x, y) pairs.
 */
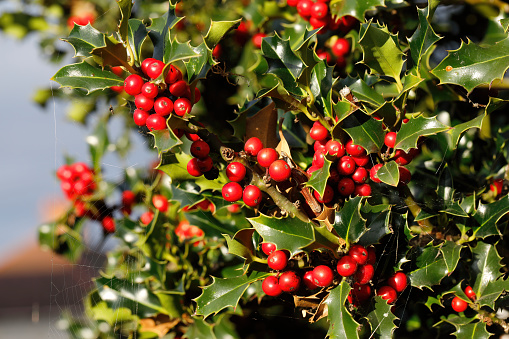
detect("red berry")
(303, 271), (319, 290)
(140, 211), (154, 225)
(451, 296), (468, 312)
(71, 162), (91, 176)
(165, 65), (182, 84)
(243, 185), (262, 207)
(366, 246), (376, 265)
(377, 286), (397, 304)
(267, 250), (288, 271)
(154, 97), (174, 116)
(227, 203), (241, 213)
(309, 122), (329, 141)
(56, 165), (74, 181)
(297, 0), (313, 18)
(193, 87), (201, 103)
(310, 16), (328, 30)
(141, 82), (158, 99)
(226, 162), (247, 182)
(491, 179), (504, 196)
(398, 166), (411, 185)
(196, 156), (213, 172)
(385, 132), (397, 148)
(187, 158), (203, 177)
(244, 137), (263, 156)
(393, 149), (413, 166)
(261, 242), (276, 255)
(141, 58), (156, 75)
(133, 109), (149, 126)
(387, 272), (408, 293)
(331, 38), (350, 58)
(352, 154), (370, 167)
(222, 182), (243, 202)
(173, 98), (192, 116)
(351, 167), (368, 184)
(338, 177), (355, 196)
(314, 139), (328, 153)
(337, 255), (358, 277)
(349, 244), (368, 265)
(252, 32), (266, 49)
(146, 60), (165, 79)
(257, 148), (279, 168)
(337, 156), (356, 176)
(152, 194), (169, 212)
(351, 283), (372, 304)
(279, 271), (301, 293)
(312, 265), (334, 287)
(310, 2), (328, 19)
(464, 286), (476, 301)
(307, 165), (320, 176)
(354, 183), (372, 197)
(269, 160), (292, 182)
(312, 151), (325, 168)
(287, 0), (299, 6)
(74, 200), (87, 217)
(185, 131), (199, 141)
(355, 264), (374, 285)
(110, 66), (123, 76)
(124, 74), (143, 96)
(190, 140), (210, 159)
(145, 114), (166, 131)
(325, 140), (345, 157)
(110, 85), (124, 93)
(262, 276), (282, 297)
(122, 190), (136, 206)
(102, 216), (116, 233)
(313, 185), (334, 204)
(73, 179), (89, 196)
(135, 94), (154, 111)
(370, 164), (383, 183)
(346, 140), (366, 157)
(169, 80), (188, 97)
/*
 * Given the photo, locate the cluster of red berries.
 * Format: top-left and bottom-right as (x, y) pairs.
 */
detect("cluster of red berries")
(451, 285), (476, 312)
(317, 37), (351, 68)
(307, 121), (373, 201)
(187, 139), (216, 178)
(374, 271), (408, 305)
(261, 245), (302, 296)
(175, 219), (204, 246)
(120, 59), (199, 131)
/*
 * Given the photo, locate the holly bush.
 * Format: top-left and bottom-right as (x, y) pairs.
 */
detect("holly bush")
(8, 0), (509, 337)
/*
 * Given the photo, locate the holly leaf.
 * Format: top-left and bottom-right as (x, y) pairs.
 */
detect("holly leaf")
(92, 35), (135, 73)
(332, 196), (367, 246)
(472, 195), (509, 238)
(194, 271), (270, 318)
(452, 322), (492, 339)
(501, 18), (509, 32)
(408, 7), (441, 68)
(471, 242), (503, 298)
(325, 281), (361, 339)
(150, 128), (182, 155)
(336, 76), (384, 107)
(248, 214), (315, 256)
(163, 35), (200, 65)
(330, 0), (385, 22)
(186, 211), (241, 237)
(476, 278), (507, 308)
(185, 317), (216, 339)
(185, 42), (211, 83)
(342, 111), (386, 154)
(116, 0), (133, 44)
(223, 229), (256, 263)
(377, 161), (399, 187)
(366, 296), (399, 339)
(63, 24), (105, 57)
(358, 209), (391, 246)
(446, 113), (485, 149)
(371, 101), (397, 127)
(306, 158), (333, 198)
(408, 245), (449, 289)
(394, 115), (449, 152)
(204, 19), (241, 50)
(439, 241), (462, 274)
(310, 60), (336, 118)
(128, 19), (148, 65)
(147, 5), (182, 61)
(438, 314), (477, 330)
(51, 61), (123, 93)
(425, 296), (444, 311)
(359, 21), (405, 84)
(431, 37), (509, 93)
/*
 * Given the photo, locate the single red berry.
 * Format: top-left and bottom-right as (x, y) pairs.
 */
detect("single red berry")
(314, 185), (334, 204)
(351, 283), (372, 304)
(366, 246), (376, 265)
(152, 194), (169, 212)
(385, 132), (397, 148)
(145, 114), (166, 131)
(196, 156), (213, 172)
(309, 123), (329, 141)
(267, 250), (288, 271)
(261, 242), (276, 255)
(331, 38), (350, 58)
(316, 50), (331, 63)
(71, 162), (91, 176)
(190, 140), (210, 159)
(398, 166), (411, 185)
(355, 264), (374, 285)
(491, 179), (504, 196)
(74, 200), (87, 217)
(122, 190), (136, 206)
(351, 167), (368, 184)
(451, 296), (468, 312)
(337, 255), (358, 277)
(370, 164), (383, 183)
(141, 82), (158, 99)
(243, 185), (262, 207)
(110, 85), (124, 93)
(141, 58), (156, 75)
(309, 16), (328, 30)
(377, 286), (398, 304)
(297, 0), (313, 18)
(325, 140), (345, 157)
(140, 211), (154, 225)
(402, 118), (410, 123)
(349, 244), (369, 265)
(146, 60), (165, 79)
(102, 216), (116, 233)
(222, 182), (243, 202)
(154, 97), (174, 116)
(227, 204), (241, 213)
(312, 265), (334, 287)
(173, 98), (192, 116)
(133, 109), (149, 126)
(262, 276), (282, 297)
(193, 87), (201, 103)
(244, 137), (263, 156)
(354, 183), (372, 197)
(287, 0), (299, 6)
(303, 271), (319, 290)
(464, 286), (476, 301)
(353, 154), (370, 167)
(387, 272), (408, 293)
(185, 131), (199, 141)
(393, 149), (413, 166)
(312, 151), (325, 168)
(74, 179), (91, 196)
(135, 94), (154, 111)
(257, 148), (279, 168)
(337, 155), (356, 176)
(310, 2), (328, 19)
(279, 271), (301, 293)
(346, 140), (366, 157)
(314, 139), (328, 153)
(110, 66), (123, 77)
(165, 65), (182, 84)
(124, 74), (143, 96)
(226, 162), (247, 182)
(269, 159), (292, 182)
(338, 177), (355, 196)
(169, 80), (188, 97)
(252, 32), (266, 49)
(212, 44), (222, 58)
(187, 158), (203, 177)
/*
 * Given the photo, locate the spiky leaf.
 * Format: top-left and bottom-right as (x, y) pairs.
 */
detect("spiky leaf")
(447, 112), (485, 149)
(476, 278), (507, 308)
(471, 242), (503, 298)
(116, 0), (133, 43)
(394, 115), (449, 152)
(342, 111), (386, 154)
(439, 241), (462, 274)
(472, 195), (509, 238)
(63, 24), (105, 57)
(332, 196), (367, 246)
(408, 8), (441, 68)
(377, 161), (399, 187)
(306, 158), (333, 198)
(204, 19), (241, 50)
(452, 322), (492, 339)
(150, 128), (182, 155)
(408, 245), (449, 289)
(128, 19), (148, 65)
(52, 61), (123, 93)
(325, 281), (361, 339)
(330, 0), (385, 22)
(147, 5), (181, 61)
(366, 296), (399, 339)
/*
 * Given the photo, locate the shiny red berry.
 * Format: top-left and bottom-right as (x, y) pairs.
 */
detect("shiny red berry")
(146, 60), (165, 79)
(122, 190), (136, 206)
(398, 166), (411, 185)
(190, 140), (210, 159)
(325, 140), (345, 157)
(313, 185), (334, 204)
(252, 32), (266, 49)
(243, 185), (262, 207)
(353, 154), (370, 167)
(337, 156), (356, 176)
(338, 177), (355, 196)
(133, 109), (149, 126)
(279, 271), (301, 293)
(387, 272), (408, 293)
(354, 184), (372, 197)
(141, 58), (156, 75)
(451, 296), (468, 312)
(187, 158), (203, 177)
(269, 160), (291, 182)
(102, 216), (116, 233)
(267, 250), (288, 271)
(303, 271), (319, 290)
(196, 156), (213, 172)
(244, 137), (263, 156)
(464, 286), (476, 301)
(393, 149), (413, 166)
(226, 162), (247, 182)
(287, 0), (299, 6)
(262, 276), (282, 297)
(331, 38), (350, 58)
(312, 151), (325, 168)
(257, 148), (279, 168)
(346, 140), (366, 157)
(152, 194), (169, 212)
(154, 97), (174, 116)
(309, 122), (329, 141)
(314, 139), (328, 153)
(140, 211), (154, 225)
(370, 164), (383, 183)
(351, 283), (372, 304)
(169, 80), (188, 97)
(377, 286), (397, 304)
(337, 255), (357, 277)
(222, 182), (243, 202)
(261, 242), (276, 255)
(141, 82), (158, 99)
(165, 65), (182, 84)
(355, 264), (374, 285)
(385, 132), (397, 148)
(310, 1), (328, 19)
(124, 74), (143, 96)
(145, 114), (166, 131)
(351, 167), (368, 184)
(349, 244), (368, 265)
(174, 98), (192, 116)
(297, 0), (313, 18)
(312, 265), (334, 287)
(135, 94), (154, 111)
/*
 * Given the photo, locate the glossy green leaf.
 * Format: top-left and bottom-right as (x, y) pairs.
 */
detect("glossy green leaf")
(310, 60), (336, 118)
(92, 35), (134, 72)
(185, 42), (211, 83)
(63, 24), (105, 57)
(431, 37), (509, 93)
(359, 209), (391, 246)
(325, 281), (360, 339)
(150, 128), (182, 155)
(408, 8), (441, 68)
(476, 278), (507, 308)
(377, 161), (399, 187)
(333, 196), (367, 246)
(367, 296), (399, 339)
(394, 115), (449, 152)
(163, 35), (200, 65)
(248, 214), (315, 256)
(336, 76), (384, 107)
(471, 242), (503, 298)
(330, 0), (385, 22)
(447, 113), (485, 149)
(186, 211), (241, 237)
(501, 18), (509, 32)
(194, 271), (270, 318)
(147, 5), (181, 61)
(128, 19), (148, 65)
(438, 314), (477, 329)
(439, 241), (462, 274)
(223, 229), (256, 263)
(51, 61), (123, 93)
(88, 118), (109, 171)
(408, 245), (449, 289)
(472, 195), (509, 238)
(116, 0), (133, 43)
(283, 22), (319, 51)
(359, 21), (404, 83)
(306, 158), (333, 198)
(437, 165), (453, 205)
(87, 291), (137, 325)
(204, 19), (241, 50)
(452, 322), (491, 339)
(342, 111), (386, 154)
(424, 296), (444, 311)
(371, 101), (397, 127)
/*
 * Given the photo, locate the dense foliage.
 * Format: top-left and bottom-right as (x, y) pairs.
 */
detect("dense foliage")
(4, 0), (509, 337)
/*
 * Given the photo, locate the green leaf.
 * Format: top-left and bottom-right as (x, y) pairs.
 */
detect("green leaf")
(342, 111), (386, 154)
(204, 19), (241, 50)
(332, 196), (367, 246)
(337, 76), (384, 107)
(408, 8), (441, 68)
(92, 35), (134, 72)
(408, 245), (449, 289)
(438, 314), (477, 330)
(147, 5), (181, 61)
(431, 37), (509, 93)
(306, 158), (333, 198)
(88, 118), (109, 171)
(150, 128), (182, 155)
(371, 101), (397, 127)
(394, 115), (449, 152)
(446, 113), (485, 149)
(501, 18), (509, 32)
(439, 241), (462, 274)
(194, 271), (270, 318)
(359, 21), (405, 84)
(377, 161), (399, 187)
(424, 296), (444, 311)
(282, 22), (319, 51)
(248, 214), (315, 256)
(476, 278), (507, 308)
(116, 0), (133, 44)
(452, 322), (492, 339)
(223, 229), (256, 263)
(51, 61), (123, 94)
(128, 19), (148, 65)
(63, 24), (105, 57)
(330, 0), (385, 22)
(366, 296), (399, 339)
(185, 317), (216, 339)
(359, 208), (391, 246)
(325, 281), (361, 339)
(185, 42), (211, 83)
(186, 211), (241, 237)
(472, 195), (509, 238)
(471, 242), (503, 298)
(310, 60), (336, 118)
(163, 35), (200, 65)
